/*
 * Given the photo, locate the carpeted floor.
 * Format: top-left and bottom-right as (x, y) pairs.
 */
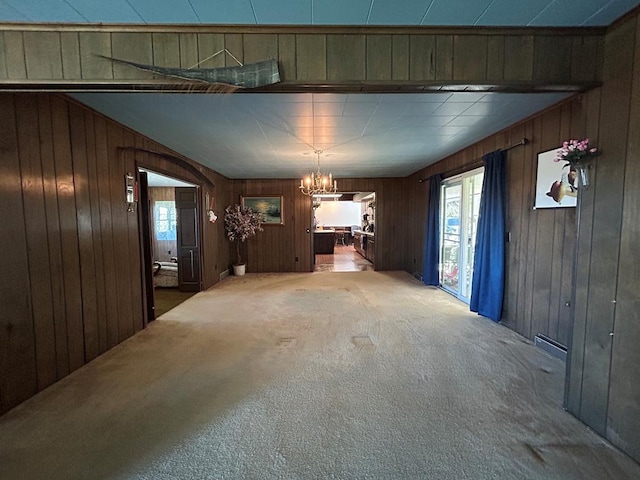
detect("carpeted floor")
(1, 271), (638, 480)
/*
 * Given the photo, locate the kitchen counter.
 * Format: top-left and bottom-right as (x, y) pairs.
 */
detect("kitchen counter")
(314, 230), (335, 254)
(353, 229), (374, 237)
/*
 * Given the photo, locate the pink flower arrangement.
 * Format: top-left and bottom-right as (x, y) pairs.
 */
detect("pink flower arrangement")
(224, 205), (264, 265)
(555, 138), (599, 166)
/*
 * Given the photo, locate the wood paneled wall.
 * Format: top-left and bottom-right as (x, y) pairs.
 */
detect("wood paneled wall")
(566, 13), (640, 462)
(0, 25), (603, 91)
(402, 12), (640, 464)
(404, 96), (585, 348)
(148, 187), (177, 262)
(0, 92), (231, 415)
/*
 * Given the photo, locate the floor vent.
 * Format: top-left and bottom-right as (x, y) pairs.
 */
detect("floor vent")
(219, 269), (230, 281)
(534, 334), (567, 362)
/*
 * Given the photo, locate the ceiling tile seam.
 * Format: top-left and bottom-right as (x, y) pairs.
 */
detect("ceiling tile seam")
(62, 0), (90, 22)
(186, 0), (202, 23)
(527, 0), (558, 26)
(123, 0), (146, 23)
(248, 0), (259, 24)
(2, 0), (32, 21)
(582, 0), (616, 26)
(419, 0), (437, 26)
(474, 0), (499, 26)
(365, 0), (375, 25)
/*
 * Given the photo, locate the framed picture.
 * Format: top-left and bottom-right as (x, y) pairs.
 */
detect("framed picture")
(241, 195), (284, 225)
(534, 147), (578, 209)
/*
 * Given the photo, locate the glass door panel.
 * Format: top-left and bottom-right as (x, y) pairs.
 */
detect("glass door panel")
(440, 168), (484, 303)
(440, 183), (461, 295)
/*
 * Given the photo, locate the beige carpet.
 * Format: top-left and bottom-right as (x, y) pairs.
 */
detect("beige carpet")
(1, 271), (638, 479)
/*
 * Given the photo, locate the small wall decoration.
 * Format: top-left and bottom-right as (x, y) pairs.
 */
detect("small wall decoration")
(241, 195), (284, 225)
(534, 147), (578, 209)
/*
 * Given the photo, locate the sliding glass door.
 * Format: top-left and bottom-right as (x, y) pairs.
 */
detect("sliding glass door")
(440, 168), (484, 302)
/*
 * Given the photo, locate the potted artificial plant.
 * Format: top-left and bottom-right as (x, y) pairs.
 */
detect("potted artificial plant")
(224, 204), (264, 276)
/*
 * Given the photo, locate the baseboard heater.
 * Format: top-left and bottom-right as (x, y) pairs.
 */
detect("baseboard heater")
(534, 334), (567, 362)
(219, 269), (230, 281)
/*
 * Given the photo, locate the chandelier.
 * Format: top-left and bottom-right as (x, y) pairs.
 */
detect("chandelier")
(299, 150), (338, 196)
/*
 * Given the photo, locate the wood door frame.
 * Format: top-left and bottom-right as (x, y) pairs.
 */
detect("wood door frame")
(135, 162), (204, 324)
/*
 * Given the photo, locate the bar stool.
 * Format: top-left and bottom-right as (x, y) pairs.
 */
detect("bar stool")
(335, 228), (346, 245)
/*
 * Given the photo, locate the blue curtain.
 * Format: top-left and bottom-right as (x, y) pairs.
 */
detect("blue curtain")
(422, 174), (442, 286)
(470, 150), (507, 322)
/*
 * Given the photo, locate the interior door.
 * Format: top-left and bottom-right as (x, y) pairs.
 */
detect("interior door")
(138, 171), (156, 323)
(175, 187), (201, 292)
(440, 168), (483, 303)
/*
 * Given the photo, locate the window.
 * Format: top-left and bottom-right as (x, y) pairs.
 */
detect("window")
(154, 201), (177, 241)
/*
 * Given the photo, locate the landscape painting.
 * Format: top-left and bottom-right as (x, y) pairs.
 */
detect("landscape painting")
(241, 195), (284, 225)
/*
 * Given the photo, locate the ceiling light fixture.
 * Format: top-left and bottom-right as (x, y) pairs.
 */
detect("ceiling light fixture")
(299, 149), (338, 196)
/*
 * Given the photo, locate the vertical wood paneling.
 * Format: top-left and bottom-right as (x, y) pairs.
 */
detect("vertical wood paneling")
(530, 111), (562, 339)
(486, 36), (504, 81)
(0, 32), (7, 78)
(23, 32), (63, 79)
(197, 33), (225, 68)
(503, 124), (526, 329)
(4, 31), (26, 79)
(0, 92), (232, 415)
(392, 35), (409, 80)
(567, 89), (601, 415)
(179, 33), (198, 69)
(225, 34), (244, 67)
(122, 137), (143, 334)
(0, 94), (37, 412)
(243, 34), (278, 65)
(435, 35), (453, 81)
(534, 36), (573, 82)
(572, 36), (602, 83)
(37, 96), (69, 378)
(106, 124), (135, 343)
(278, 34), (296, 82)
(296, 34), (326, 80)
(60, 32), (81, 79)
(111, 33), (153, 79)
(327, 34), (365, 81)
(68, 103), (100, 362)
(453, 35), (488, 81)
(152, 33), (181, 67)
(51, 95), (85, 373)
(504, 35), (533, 81)
(83, 110), (108, 355)
(93, 116), (120, 349)
(0, 28), (606, 88)
(366, 35), (392, 81)
(16, 95), (57, 390)
(79, 32), (112, 80)
(409, 35), (435, 81)
(607, 15), (640, 461)
(577, 19), (635, 436)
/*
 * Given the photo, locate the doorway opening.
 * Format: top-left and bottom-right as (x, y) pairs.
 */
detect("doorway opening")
(440, 168), (484, 303)
(313, 192), (375, 272)
(138, 168), (201, 321)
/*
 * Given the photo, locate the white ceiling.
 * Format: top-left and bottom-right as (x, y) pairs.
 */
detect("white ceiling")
(1, 0), (639, 26)
(8, 1), (638, 179)
(72, 92), (570, 178)
(141, 169), (196, 187)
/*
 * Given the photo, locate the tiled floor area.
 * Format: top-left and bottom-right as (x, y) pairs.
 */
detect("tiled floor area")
(314, 244), (374, 272)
